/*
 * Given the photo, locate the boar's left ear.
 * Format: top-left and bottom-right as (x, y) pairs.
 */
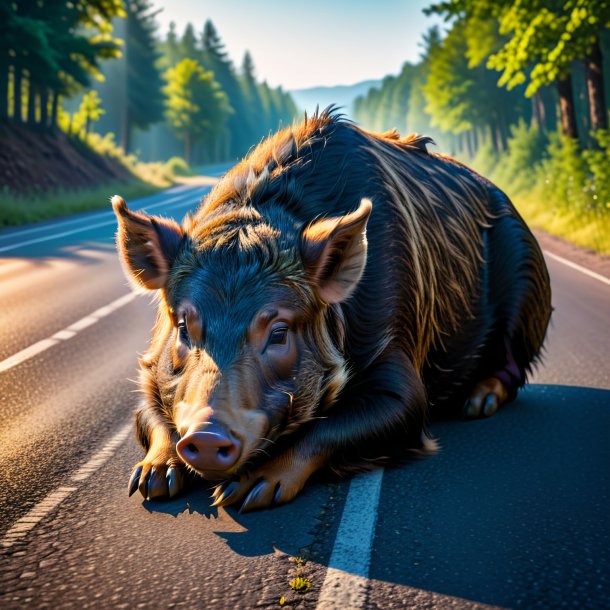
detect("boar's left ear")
(301, 198), (372, 304)
(112, 195), (183, 290)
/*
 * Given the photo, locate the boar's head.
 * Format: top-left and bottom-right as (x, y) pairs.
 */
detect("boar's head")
(112, 194), (371, 481)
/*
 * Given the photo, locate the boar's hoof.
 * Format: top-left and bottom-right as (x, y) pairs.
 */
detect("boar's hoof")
(462, 377), (509, 419)
(211, 455), (313, 512)
(128, 461), (185, 501)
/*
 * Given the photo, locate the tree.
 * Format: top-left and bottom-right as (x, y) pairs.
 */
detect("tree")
(180, 23), (199, 60)
(123, 0), (165, 151)
(77, 90), (105, 136)
(1, 0), (124, 129)
(239, 50), (265, 147)
(428, 0), (610, 139)
(201, 20), (250, 157)
(163, 58), (232, 163)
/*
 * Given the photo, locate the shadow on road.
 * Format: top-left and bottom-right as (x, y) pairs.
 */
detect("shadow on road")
(371, 383), (610, 608)
(137, 384), (609, 606)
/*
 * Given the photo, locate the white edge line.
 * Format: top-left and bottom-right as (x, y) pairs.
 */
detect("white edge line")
(0, 292), (137, 374)
(543, 249), (610, 286)
(0, 186), (208, 254)
(0, 183), (194, 243)
(1, 423), (132, 549)
(316, 468), (384, 610)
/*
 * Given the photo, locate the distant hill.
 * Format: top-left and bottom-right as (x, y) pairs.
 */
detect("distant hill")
(289, 79), (381, 117)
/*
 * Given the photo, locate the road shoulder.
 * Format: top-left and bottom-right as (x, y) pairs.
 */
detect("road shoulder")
(534, 228), (610, 279)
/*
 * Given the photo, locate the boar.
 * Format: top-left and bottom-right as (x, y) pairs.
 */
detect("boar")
(113, 109), (551, 512)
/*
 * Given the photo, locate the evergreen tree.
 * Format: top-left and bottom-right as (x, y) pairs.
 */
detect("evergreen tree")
(123, 0), (165, 152)
(239, 50), (264, 147)
(180, 24), (199, 60)
(163, 58), (232, 163)
(1, 0), (124, 128)
(201, 20), (250, 157)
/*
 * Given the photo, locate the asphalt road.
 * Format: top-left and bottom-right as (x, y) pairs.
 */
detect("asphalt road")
(0, 177), (608, 609)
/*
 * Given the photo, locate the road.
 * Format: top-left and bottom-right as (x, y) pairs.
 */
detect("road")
(0, 177), (608, 609)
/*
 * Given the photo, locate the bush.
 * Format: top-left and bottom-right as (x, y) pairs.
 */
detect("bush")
(164, 156), (192, 177)
(493, 120), (548, 195)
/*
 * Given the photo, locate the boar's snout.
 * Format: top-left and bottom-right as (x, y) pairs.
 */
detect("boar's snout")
(176, 424), (242, 477)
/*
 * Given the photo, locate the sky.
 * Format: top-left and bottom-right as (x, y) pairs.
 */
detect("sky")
(153, 0), (445, 90)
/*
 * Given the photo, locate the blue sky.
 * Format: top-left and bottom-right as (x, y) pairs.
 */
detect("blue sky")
(154, 0), (445, 90)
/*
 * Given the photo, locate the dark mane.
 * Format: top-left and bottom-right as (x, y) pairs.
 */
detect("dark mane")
(189, 108), (494, 373)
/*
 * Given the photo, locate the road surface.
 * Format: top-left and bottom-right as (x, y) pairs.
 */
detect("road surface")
(0, 178), (608, 609)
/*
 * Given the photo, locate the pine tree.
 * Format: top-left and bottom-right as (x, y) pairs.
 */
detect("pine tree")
(163, 58), (232, 163)
(123, 0), (165, 152)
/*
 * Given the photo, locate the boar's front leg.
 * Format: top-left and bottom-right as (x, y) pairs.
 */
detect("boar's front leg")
(128, 403), (185, 500)
(213, 349), (432, 512)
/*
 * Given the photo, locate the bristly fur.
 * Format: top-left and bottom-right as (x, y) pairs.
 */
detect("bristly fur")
(192, 107), (549, 380)
(124, 106), (552, 496)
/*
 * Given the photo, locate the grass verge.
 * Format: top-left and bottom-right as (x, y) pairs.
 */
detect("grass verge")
(0, 179), (163, 227)
(514, 189), (610, 255)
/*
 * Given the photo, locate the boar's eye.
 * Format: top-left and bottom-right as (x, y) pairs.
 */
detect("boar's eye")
(268, 324), (288, 346)
(177, 319), (191, 347)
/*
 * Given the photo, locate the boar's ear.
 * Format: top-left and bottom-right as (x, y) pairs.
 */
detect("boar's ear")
(301, 198), (372, 304)
(112, 195), (183, 290)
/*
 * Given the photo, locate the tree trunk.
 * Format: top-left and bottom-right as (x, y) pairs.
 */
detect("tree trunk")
(40, 88), (48, 129)
(185, 133), (191, 164)
(121, 116), (131, 154)
(584, 38), (608, 132)
(468, 130), (475, 158)
(531, 91), (546, 129)
(50, 91), (59, 132)
(13, 66), (23, 123)
(0, 63), (9, 121)
(556, 74), (578, 139)
(26, 80), (36, 126)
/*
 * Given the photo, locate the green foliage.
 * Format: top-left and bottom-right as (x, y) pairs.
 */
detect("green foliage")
(126, 0), (164, 133)
(1, 0), (125, 125)
(583, 130), (610, 209)
(493, 120), (549, 194)
(0, 180), (160, 227)
(74, 91), (106, 134)
(470, 127), (610, 252)
(163, 58), (232, 162)
(164, 156), (192, 177)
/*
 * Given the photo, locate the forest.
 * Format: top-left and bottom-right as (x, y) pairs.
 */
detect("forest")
(354, 0), (610, 252)
(1, 0), (609, 252)
(0, 0), (298, 168)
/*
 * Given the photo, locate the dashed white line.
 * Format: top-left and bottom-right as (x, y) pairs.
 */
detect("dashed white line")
(0, 185), (193, 245)
(316, 468), (384, 610)
(0, 291), (137, 374)
(0, 186), (206, 253)
(71, 424), (132, 482)
(543, 250), (610, 286)
(1, 423), (132, 549)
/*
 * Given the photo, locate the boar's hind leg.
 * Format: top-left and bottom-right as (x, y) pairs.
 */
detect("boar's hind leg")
(463, 376), (509, 419)
(128, 405), (185, 501)
(213, 350), (432, 512)
(463, 189), (552, 420)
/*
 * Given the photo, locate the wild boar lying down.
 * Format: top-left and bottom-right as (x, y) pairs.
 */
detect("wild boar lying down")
(113, 109), (551, 512)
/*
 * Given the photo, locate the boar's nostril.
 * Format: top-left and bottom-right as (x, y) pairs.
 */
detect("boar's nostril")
(176, 425), (242, 473)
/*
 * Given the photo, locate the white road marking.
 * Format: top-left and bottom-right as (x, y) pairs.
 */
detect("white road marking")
(543, 250), (610, 286)
(0, 185), (193, 243)
(0, 291), (137, 374)
(0, 187), (205, 253)
(71, 424), (132, 482)
(1, 423), (132, 549)
(316, 469), (384, 610)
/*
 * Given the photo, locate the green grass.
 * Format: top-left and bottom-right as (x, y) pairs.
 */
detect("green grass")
(0, 179), (163, 227)
(514, 188), (610, 255)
